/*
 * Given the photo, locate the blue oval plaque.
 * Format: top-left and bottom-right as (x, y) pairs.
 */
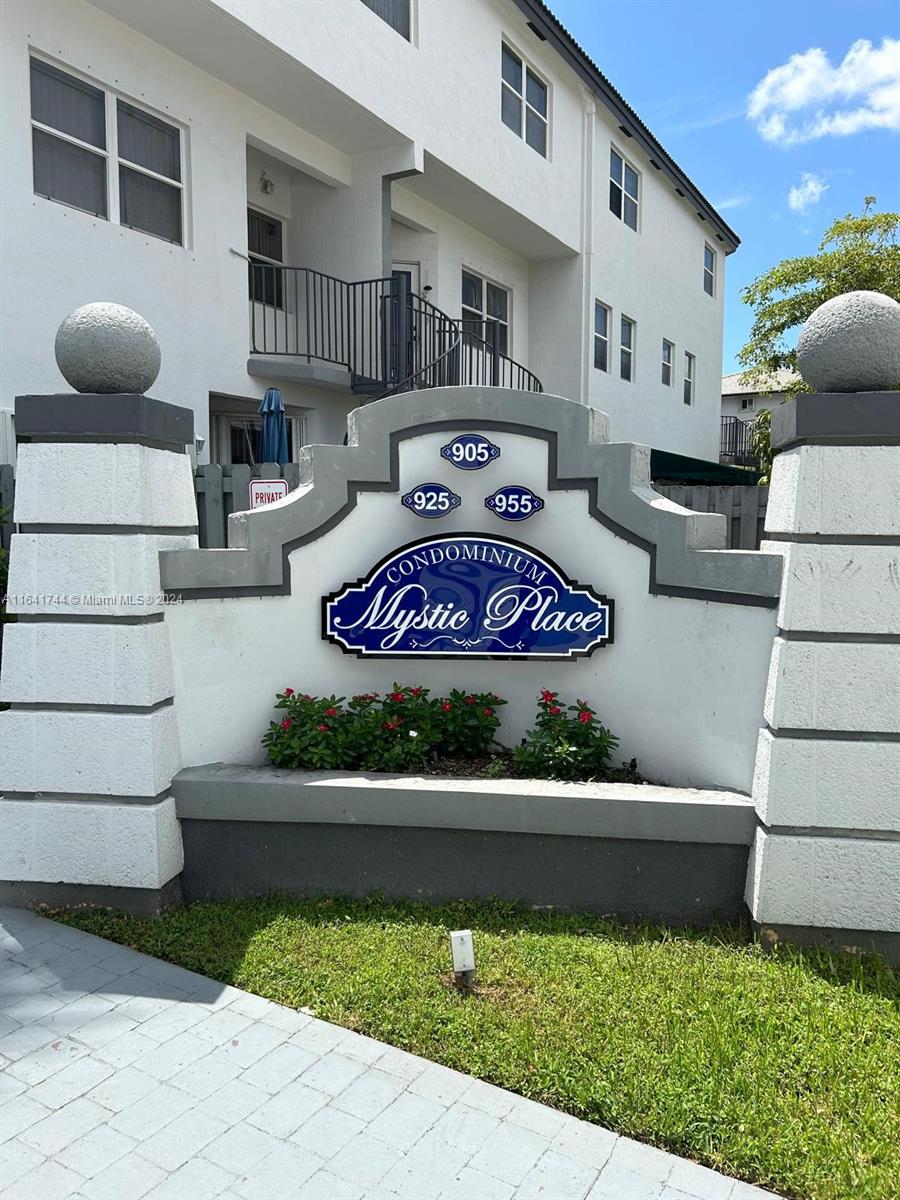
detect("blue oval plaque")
(440, 434), (500, 470)
(401, 482), (461, 518)
(484, 485), (544, 521)
(324, 534), (613, 658)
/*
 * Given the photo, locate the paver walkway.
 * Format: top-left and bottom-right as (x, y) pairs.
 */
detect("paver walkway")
(0, 907), (779, 1200)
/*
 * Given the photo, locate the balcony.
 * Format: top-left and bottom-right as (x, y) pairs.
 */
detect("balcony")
(248, 264), (542, 399)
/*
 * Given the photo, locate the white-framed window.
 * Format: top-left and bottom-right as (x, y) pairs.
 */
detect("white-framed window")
(704, 244), (716, 296)
(210, 400), (307, 467)
(247, 209), (284, 308)
(741, 395), (754, 411)
(610, 147), (639, 231)
(501, 43), (548, 157)
(594, 301), (610, 371)
(684, 352), (695, 405)
(461, 269), (509, 355)
(620, 316), (635, 382)
(661, 339), (674, 386)
(29, 55), (185, 245)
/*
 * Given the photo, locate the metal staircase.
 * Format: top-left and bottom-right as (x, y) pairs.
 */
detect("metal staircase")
(248, 264), (542, 397)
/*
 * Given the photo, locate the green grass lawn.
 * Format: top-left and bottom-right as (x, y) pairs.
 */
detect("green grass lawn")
(57, 897), (899, 1200)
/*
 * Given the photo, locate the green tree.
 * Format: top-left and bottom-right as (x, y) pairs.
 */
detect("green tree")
(738, 199), (900, 381)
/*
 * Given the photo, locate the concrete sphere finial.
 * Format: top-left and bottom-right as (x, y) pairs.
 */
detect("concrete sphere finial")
(55, 302), (161, 394)
(796, 290), (900, 393)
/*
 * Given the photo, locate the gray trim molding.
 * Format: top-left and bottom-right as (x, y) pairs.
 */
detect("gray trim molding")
(20, 525), (198, 536)
(1, 790), (172, 805)
(765, 724), (900, 743)
(160, 388), (781, 607)
(771, 391), (900, 452)
(15, 393), (194, 448)
(172, 763), (756, 846)
(0, 877), (183, 917)
(755, 921), (899, 964)
(178, 820), (749, 924)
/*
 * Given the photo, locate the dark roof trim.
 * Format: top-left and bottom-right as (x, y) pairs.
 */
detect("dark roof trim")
(512, 0), (741, 253)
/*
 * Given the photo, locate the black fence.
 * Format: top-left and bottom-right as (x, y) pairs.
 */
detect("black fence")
(720, 415), (757, 466)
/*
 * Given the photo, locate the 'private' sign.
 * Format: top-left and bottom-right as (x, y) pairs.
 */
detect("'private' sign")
(323, 534), (613, 658)
(249, 479), (290, 509)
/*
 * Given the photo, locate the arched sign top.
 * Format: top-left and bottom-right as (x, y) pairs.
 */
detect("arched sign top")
(323, 533), (613, 659)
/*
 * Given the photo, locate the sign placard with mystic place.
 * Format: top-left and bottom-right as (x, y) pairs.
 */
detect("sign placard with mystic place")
(323, 534), (613, 658)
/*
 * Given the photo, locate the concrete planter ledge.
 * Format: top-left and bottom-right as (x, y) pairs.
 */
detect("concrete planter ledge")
(173, 763), (755, 846)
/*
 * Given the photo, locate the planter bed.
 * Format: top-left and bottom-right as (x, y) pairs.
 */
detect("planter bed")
(173, 764), (755, 925)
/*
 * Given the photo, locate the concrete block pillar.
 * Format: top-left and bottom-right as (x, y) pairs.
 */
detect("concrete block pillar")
(0, 306), (197, 914)
(746, 392), (900, 958)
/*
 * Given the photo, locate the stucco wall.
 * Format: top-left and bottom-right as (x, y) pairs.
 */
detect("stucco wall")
(164, 426), (776, 791)
(1, 0), (731, 462)
(588, 110), (725, 460)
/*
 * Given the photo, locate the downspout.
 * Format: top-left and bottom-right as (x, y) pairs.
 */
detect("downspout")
(580, 98), (597, 406)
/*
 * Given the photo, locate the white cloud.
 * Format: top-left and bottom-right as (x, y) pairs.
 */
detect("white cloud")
(787, 173), (829, 212)
(714, 193), (752, 211)
(748, 37), (900, 146)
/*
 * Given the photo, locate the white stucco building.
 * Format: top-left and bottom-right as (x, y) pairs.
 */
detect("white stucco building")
(0, 0), (738, 464)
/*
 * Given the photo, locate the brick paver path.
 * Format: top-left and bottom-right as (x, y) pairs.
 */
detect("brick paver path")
(0, 907), (779, 1200)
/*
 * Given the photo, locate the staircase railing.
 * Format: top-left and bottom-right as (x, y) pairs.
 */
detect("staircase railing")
(248, 263), (542, 396)
(381, 288), (542, 397)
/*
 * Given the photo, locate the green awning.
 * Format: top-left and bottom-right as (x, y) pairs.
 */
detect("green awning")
(650, 449), (761, 485)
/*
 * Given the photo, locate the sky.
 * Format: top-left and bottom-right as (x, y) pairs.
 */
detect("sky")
(545, 0), (900, 373)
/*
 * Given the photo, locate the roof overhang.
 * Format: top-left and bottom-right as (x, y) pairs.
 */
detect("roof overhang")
(512, 0), (741, 253)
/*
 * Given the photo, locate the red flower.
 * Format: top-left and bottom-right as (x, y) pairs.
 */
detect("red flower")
(540, 689), (557, 703)
(441, 702), (452, 712)
(578, 710), (592, 724)
(390, 691), (405, 703)
(280, 718), (292, 730)
(465, 695), (476, 705)
(317, 724), (329, 733)
(483, 707), (494, 717)
(283, 687), (295, 696)
(324, 707), (338, 717)
(549, 705), (561, 716)
(384, 720), (398, 731)
(409, 687), (423, 697)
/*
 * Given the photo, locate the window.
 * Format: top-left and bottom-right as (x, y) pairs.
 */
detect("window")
(741, 396), (754, 411)
(359, 0), (410, 39)
(661, 339), (674, 386)
(30, 57), (184, 244)
(501, 44), (548, 157)
(117, 101), (182, 244)
(594, 302), (610, 371)
(461, 270), (509, 355)
(620, 316), (635, 382)
(31, 59), (107, 218)
(703, 245), (716, 296)
(610, 148), (639, 231)
(684, 352), (695, 405)
(248, 210), (284, 308)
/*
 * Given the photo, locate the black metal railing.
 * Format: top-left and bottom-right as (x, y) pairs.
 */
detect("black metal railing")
(720, 415), (756, 465)
(248, 263), (542, 398)
(249, 264), (394, 387)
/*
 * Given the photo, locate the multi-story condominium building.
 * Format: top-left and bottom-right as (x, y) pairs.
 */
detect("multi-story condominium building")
(0, 0), (738, 465)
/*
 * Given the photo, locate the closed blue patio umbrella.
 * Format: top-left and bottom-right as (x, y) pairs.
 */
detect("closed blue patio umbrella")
(258, 387), (288, 466)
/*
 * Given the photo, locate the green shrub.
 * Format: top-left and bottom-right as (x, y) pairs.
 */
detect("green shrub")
(514, 689), (618, 780)
(261, 684), (506, 772)
(433, 688), (504, 758)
